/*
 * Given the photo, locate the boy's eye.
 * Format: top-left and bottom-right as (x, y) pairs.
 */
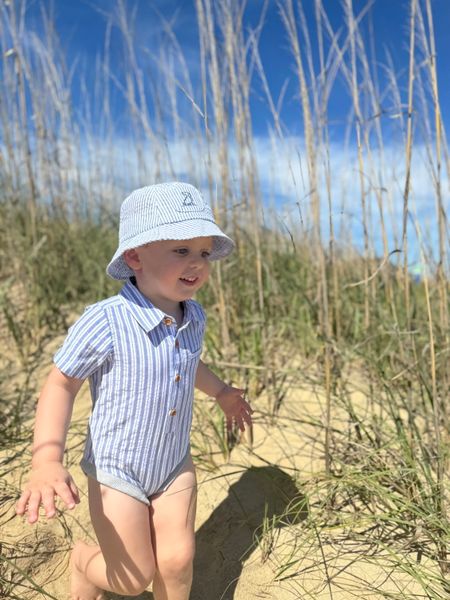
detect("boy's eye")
(173, 248), (211, 257)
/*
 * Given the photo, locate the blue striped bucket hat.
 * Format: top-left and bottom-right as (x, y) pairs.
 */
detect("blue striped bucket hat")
(107, 182), (235, 280)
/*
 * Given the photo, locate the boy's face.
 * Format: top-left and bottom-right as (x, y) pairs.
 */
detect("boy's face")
(124, 237), (213, 309)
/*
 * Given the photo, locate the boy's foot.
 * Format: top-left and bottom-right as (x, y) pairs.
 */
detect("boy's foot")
(70, 542), (104, 600)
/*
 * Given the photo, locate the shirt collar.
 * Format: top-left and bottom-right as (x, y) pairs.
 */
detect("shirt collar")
(119, 280), (202, 333)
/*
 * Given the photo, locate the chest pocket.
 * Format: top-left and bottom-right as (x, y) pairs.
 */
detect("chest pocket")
(186, 346), (202, 359)
(178, 319), (204, 363)
(177, 342), (202, 388)
(179, 346), (202, 372)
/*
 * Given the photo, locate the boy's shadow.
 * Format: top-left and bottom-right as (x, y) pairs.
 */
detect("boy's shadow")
(190, 465), (308, 600)
(105, 465), (307, 600)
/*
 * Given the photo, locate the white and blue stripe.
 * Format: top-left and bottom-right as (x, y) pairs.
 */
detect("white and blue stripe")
(54, 280), (205, 504)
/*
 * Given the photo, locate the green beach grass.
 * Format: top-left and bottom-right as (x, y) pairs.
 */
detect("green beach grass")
(1, 0), (448, 597)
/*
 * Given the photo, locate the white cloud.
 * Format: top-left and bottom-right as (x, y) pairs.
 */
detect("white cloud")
(2, 129), (447, 268)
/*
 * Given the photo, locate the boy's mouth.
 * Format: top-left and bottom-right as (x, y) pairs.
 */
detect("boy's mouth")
(179, 276), (198, 286)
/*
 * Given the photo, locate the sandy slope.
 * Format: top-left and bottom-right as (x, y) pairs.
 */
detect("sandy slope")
(3, 358), (432, 599)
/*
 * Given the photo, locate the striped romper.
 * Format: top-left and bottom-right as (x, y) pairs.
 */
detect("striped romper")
(54, 280), (205, 504)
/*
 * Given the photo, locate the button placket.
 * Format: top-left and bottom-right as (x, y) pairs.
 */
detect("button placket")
(167, 327), (181, 432)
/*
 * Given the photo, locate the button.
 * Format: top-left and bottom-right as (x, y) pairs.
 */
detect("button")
(164, 317), (172, 325)
(175, 340), (180, 348)
(174, 374), (181, 382)
(169, 408), (177, 416)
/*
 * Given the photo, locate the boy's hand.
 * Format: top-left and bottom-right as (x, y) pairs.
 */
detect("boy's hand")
(215, 385), (253, 432)
(16, 462), (80, 524)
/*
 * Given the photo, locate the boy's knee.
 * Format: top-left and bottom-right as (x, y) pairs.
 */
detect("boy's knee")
(129, 571), (155, 596)
(106, 562), (155, 596)
(108, 575), (154, 597)
(158, 540), (195, 578)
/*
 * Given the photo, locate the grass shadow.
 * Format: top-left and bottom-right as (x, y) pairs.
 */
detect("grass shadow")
(190, 465), (307, 600)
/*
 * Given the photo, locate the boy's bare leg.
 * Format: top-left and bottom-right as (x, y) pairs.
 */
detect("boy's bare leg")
(70, 542), (104, 600)
(71, 480), (156, 599)
(150, 456), (197, 600)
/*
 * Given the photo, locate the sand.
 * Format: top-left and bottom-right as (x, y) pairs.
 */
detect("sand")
(1, 354), (436, 599)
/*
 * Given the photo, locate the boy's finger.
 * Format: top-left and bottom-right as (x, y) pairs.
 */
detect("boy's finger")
(237, 416), (245, 432)
(41, 488), (57, 518)
(16, 490), (31, 516)
(26, 491), (42, 524)
(54, 482), (77, 509)
(242, 411), (253, 426)
(242, 399), (253, 413)
(68, 479), (80, 504)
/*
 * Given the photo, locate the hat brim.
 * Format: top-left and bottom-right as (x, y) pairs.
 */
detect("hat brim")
(106, 219), (234, 280)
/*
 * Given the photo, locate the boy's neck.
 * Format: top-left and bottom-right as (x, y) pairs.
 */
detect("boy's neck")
(131, 279), (184, 326)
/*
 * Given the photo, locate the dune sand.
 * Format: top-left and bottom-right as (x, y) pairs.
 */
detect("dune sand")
(2, 352), (433, 599)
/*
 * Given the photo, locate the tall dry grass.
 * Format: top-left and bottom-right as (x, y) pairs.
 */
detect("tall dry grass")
(0, 0), (449, 597)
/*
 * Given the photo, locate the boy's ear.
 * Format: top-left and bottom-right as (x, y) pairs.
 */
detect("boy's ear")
(123, 248), (141, 271)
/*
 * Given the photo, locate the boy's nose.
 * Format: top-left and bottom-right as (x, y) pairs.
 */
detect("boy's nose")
(190, 253), (207, 267)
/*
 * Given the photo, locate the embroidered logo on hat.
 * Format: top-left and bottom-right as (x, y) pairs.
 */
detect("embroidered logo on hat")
(173, 187), (205, 213)
(182, 191), (195, 206)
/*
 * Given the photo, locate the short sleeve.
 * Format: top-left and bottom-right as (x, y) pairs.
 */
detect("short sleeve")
(54, 303), (113, 379)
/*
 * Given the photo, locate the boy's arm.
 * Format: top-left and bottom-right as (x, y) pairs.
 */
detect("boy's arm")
(195, 360), (253, 431)
(16, 366), (84, 524)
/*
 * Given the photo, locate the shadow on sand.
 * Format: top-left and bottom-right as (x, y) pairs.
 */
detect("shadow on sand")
(106, 465), (306, 600)
(190, 465), (307, 599)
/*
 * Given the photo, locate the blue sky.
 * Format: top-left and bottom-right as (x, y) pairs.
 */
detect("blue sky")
(30, 0), (450, 139)
(9, 1), (450, 266)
